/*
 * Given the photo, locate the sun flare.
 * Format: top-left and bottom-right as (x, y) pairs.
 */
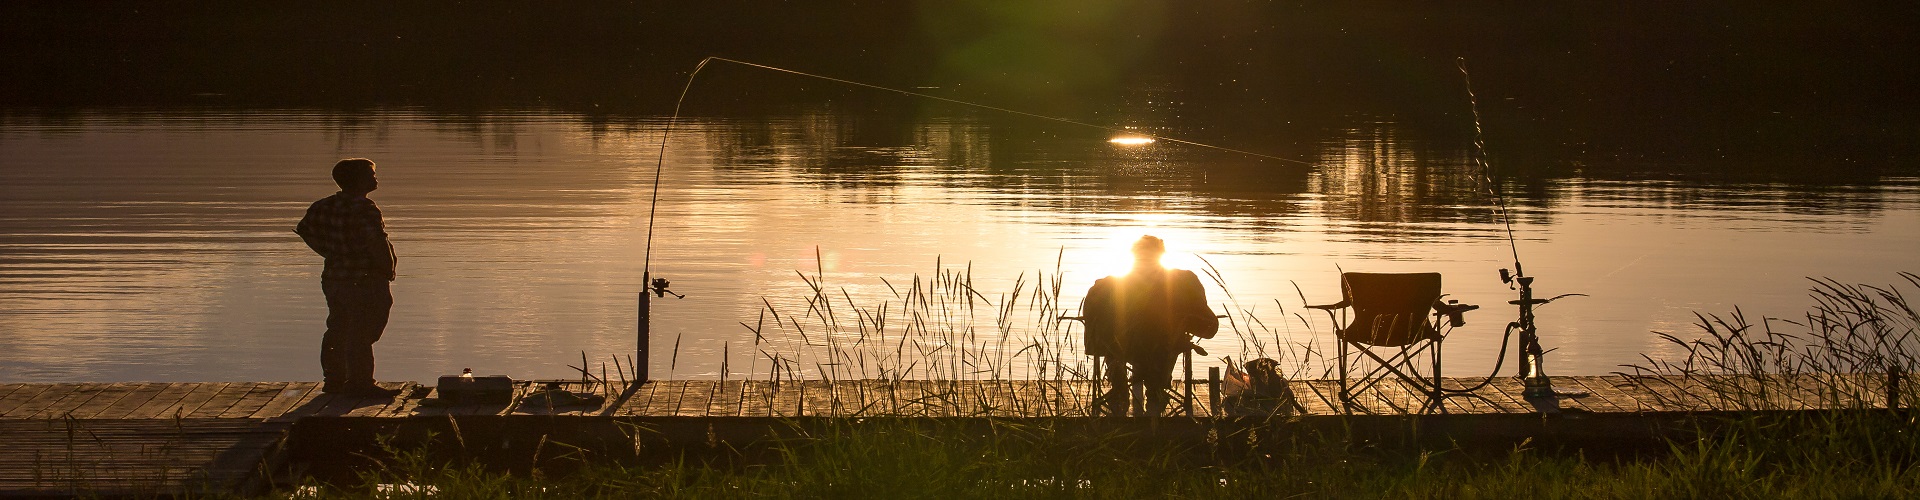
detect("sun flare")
(1108, 136), (1155, 146)
(1080, 228), (1173, 278)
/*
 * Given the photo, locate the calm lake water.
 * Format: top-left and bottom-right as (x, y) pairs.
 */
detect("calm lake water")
(4, 2), (1919, 383)
(2, 107), (1915, 383)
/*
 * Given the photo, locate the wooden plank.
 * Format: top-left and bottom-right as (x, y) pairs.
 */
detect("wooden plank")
(1288, 380), (1337, 415)
(61, 383), (143, 420)
(1474, 377), (1535, 414)
(186, 383), (263, 418)
(857, 380), (887, 416)
(886, 380), (923, 417)
(683, 380), (718, 417)
(1604, 375), (1684, 412)
(620, 380), (660, 417)
(621, 380), (654, 417)
(1563, 376), (1633, 413)
(1437, 378), (1502, 414)
(1008, 380), (1038, 417)
(799, 381), (832, 417)
(634, 380), (673, 417)
(249, 383), (321, 420)
(705, 381), (743, 417)
(268, 383), (337, 421)
(0, 384), (27, 403)
(1022, 380), (1052, 417)
(925, 379), (957, 417)
(1539, 376), (1606, 413)
(1622, 375), (1708, 412)
(0, 384), (55, 418)
(1020, 380), (1047, 417)
(737, 381), (770, 417)
(121, 383), (203, 420)
(1385, 378), (1450, 414)
(973, 380), (1002, 417)
(154, 383), (232, 419)
(405, 387), (452, 417)
(380, 383), (432, 417)
(1363, 377), (1414, 415)
(1007, 380), (1033, 417)
(4, 384), (83, 418)
(841, 380), (867, 416)
(1471, 382), (1519, 414)
(89, 383), (170, 420)
(657, 380), (692, 417)
(794, 380), (825, 415)
(1067, 380), (1098, 417)
(216, 382), (292, 418)
(345, 382), (415, 417)
(768, 379), (795, 417)
(307, 391), (368, 418)
(29, 383), (111, 419)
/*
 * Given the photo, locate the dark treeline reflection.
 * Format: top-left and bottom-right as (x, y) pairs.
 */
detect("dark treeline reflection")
(689, 105), (1909, 232)
(4, 2), (1916, 194)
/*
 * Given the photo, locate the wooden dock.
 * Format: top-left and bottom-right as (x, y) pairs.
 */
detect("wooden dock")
(0, 373), (1899, 496)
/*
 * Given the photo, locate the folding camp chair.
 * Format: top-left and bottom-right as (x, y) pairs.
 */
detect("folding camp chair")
(1307, 272), (1476, 413)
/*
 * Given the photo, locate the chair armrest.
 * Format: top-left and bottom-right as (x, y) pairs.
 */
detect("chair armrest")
(1304, 300), (1349, 310)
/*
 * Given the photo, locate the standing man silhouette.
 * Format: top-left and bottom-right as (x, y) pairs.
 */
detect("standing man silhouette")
(1081, 235), (1220, 416)
(296, 158), (401, 397)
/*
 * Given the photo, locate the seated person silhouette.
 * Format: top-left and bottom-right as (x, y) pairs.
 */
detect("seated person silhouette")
(1082, 235), (1220, 416)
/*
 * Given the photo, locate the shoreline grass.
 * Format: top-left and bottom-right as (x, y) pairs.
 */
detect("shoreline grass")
(277, 409), (1920, 499)
(252, 272), (1920, 499)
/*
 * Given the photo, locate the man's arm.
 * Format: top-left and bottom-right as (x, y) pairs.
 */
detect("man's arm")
(294, 203), (329, 257)
(1081, 279), (1117, 356)
(355, 200), (396, 281)
(1174, 270), (1220, 339)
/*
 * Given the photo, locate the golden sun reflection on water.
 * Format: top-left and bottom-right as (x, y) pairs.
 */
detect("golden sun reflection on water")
(1107, 136), (1155, 146)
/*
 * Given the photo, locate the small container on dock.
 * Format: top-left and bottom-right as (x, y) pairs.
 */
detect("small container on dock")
(437, 373), (515, 404)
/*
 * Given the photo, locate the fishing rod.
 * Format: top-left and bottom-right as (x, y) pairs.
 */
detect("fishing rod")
(644, 56), (1327, 275)
(1448, 58), (1586, 398)
(635, 56), (1327, 382)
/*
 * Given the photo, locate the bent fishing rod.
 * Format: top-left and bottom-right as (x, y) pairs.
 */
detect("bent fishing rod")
(634, 56), (1327, 381)
(643, 56), (1328, 287)
(1441, 58), (1586, 398)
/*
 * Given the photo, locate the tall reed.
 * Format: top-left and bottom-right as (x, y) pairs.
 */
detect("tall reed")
(1622, 272), (1920, 410)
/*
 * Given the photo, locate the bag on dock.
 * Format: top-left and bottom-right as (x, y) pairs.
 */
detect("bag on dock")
(436, 374), (515, 404)
(1221, 358), (1298, 416)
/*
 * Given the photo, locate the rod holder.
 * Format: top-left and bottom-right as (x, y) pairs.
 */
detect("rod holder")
(637, 272), (651, 383)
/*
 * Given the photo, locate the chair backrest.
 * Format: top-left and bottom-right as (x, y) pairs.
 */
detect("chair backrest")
(1339, 272), (1442, 347)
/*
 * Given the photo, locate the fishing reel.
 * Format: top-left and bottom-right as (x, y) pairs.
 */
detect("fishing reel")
(649, 277), (685, 299)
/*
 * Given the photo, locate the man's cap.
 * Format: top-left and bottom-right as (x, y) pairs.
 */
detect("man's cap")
(1132, 235), (1166, 255)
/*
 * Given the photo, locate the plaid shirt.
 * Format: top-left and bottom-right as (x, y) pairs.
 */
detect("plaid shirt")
(296, 192), (396, 281)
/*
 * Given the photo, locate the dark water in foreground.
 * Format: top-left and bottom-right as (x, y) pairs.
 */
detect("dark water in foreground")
(1, 2), (1916, 382)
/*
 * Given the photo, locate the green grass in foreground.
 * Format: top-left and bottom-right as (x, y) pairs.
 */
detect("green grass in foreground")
(277, 410), (1920, 500)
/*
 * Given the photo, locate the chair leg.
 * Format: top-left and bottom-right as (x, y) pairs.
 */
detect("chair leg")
(1432, 339), (1444, 413)
(1338, 339), (1352, 413)
(1183, 350), (1194, 417)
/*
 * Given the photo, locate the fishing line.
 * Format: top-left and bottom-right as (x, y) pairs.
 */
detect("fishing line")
(642, 57), (712, 278)
(1440, 57), (1520, 394)
(1458, 57), (1523, 271)
(644, 56), (1322, 275)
